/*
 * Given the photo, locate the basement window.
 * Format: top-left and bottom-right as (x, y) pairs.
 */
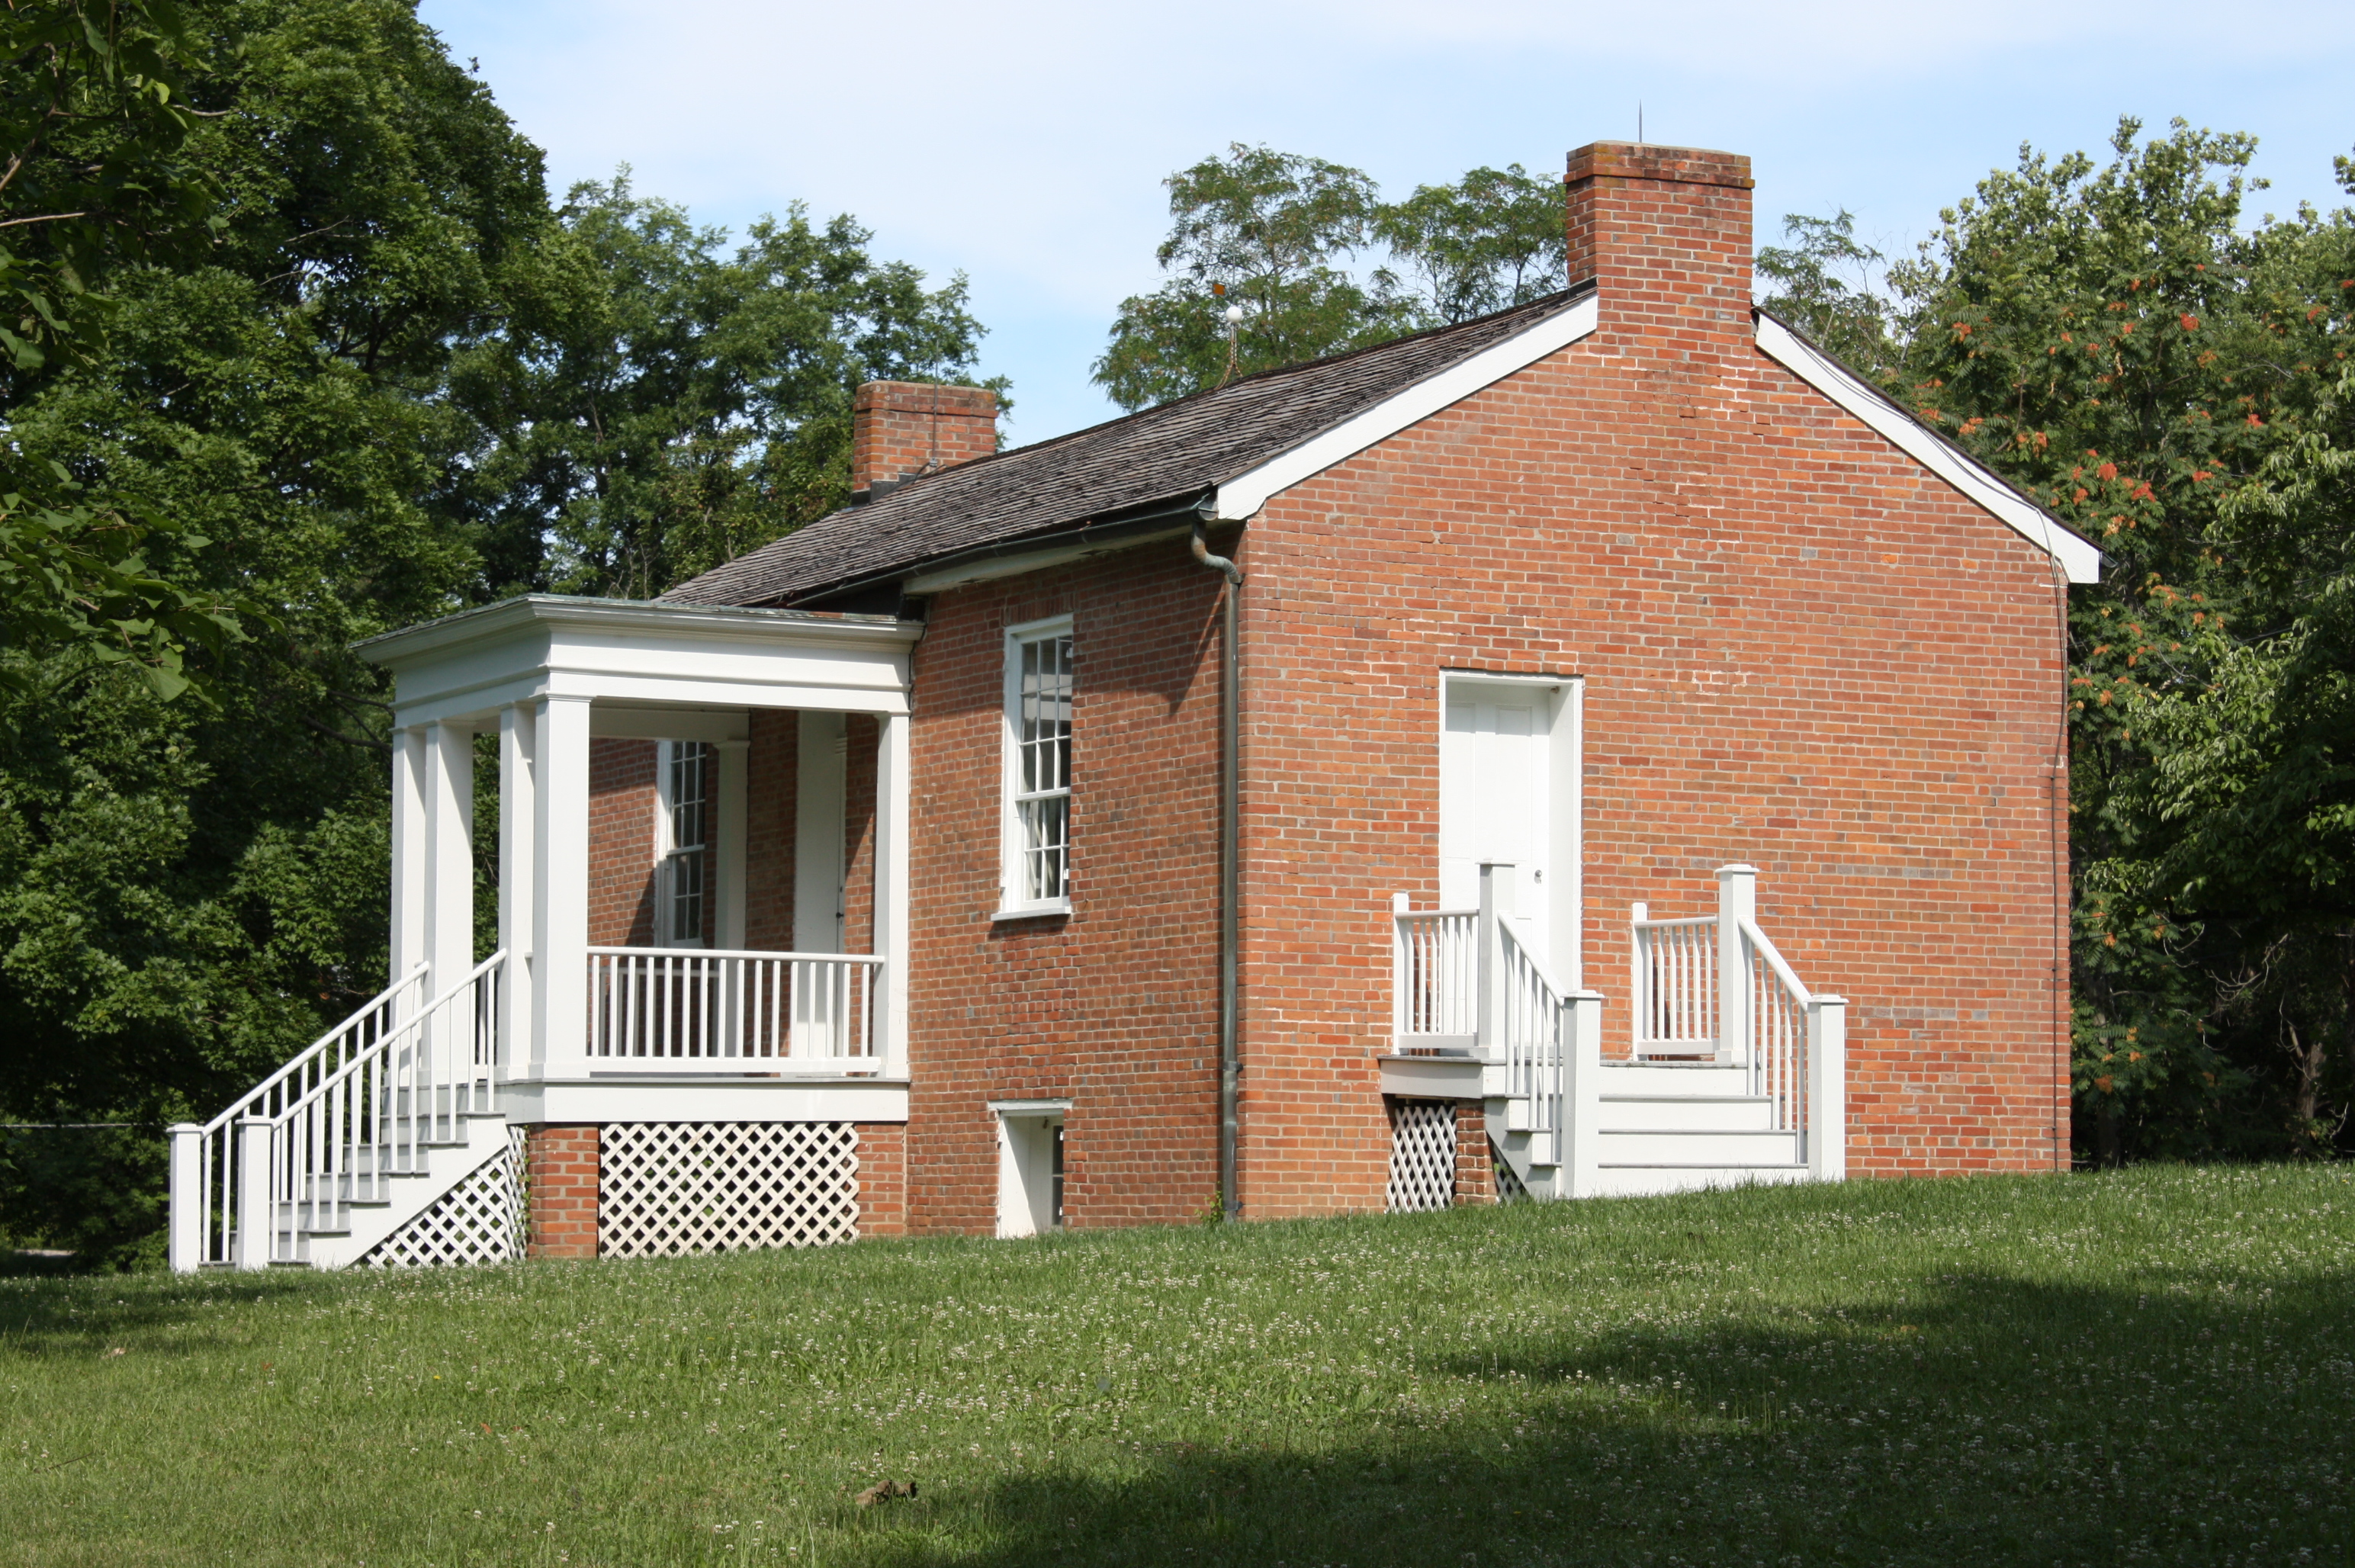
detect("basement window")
(1000, 615), (1074, 917)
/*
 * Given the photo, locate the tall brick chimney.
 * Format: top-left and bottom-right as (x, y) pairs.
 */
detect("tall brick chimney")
(1564, 143), (1754, 361)
(851, 381), (999, 497)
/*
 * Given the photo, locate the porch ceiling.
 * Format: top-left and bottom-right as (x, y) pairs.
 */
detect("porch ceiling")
(358, 594), (921, 729)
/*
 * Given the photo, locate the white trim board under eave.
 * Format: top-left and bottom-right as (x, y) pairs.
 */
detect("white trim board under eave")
(1753, 313), (2102, 585)
(1208, 294), (1600, 522)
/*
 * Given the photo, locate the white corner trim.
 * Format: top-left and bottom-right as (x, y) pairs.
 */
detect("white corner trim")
(1210, 294), (1600, 522)
(1753, 313), (2102, 585)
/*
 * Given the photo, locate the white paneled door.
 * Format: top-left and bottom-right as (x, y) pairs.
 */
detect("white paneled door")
(1440, 689), (1550, 954)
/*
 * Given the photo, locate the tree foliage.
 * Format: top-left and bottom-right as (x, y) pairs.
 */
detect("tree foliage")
(1765, 119), (2355, 1161)
(1093, 144), (1420, 411)
(0, 0), (997, 1261)
(460, 174), (998, 599)
(0, 0), (251, 698)
(1375, 162), (1566, 326)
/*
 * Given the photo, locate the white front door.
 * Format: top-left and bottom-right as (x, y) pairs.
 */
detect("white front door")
(1439, 688), (1550, 955)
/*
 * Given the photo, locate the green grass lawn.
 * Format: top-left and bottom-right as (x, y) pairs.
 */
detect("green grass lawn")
(4, 1165), (2352, 1567)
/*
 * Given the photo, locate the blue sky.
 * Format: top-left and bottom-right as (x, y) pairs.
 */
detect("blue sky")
(416, 0), (2353, 448)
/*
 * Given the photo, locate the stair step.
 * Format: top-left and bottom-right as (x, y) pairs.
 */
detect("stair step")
(1598, 1096), (1782, 1134)
(1592, 1163), (1809, 1197)
(1596, 1128), (1800, 1165)
(1599, 1062), (1751, 1094)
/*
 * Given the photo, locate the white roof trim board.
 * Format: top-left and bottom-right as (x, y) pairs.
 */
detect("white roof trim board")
(1209, 294), (1602, 522)
(1753, 313), (2102, 584)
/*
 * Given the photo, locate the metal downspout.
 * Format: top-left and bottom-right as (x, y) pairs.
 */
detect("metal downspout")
(1192, 511), (1243, 1219)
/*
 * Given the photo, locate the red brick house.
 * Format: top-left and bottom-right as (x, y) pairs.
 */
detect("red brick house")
(168, 143), (2096, 1268)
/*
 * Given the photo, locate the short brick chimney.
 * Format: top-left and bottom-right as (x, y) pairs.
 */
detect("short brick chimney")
(851, 381), (999, 497)
(1564, 142), (1754, 356)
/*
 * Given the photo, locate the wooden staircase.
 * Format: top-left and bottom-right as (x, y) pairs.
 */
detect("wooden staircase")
(168, 954), (512, 1271)
(1396, 863), (1845, 1203)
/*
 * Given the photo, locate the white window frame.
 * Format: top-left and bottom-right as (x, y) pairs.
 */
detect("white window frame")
(656, 739), (711, 948)
(998, 614), (1075, 918)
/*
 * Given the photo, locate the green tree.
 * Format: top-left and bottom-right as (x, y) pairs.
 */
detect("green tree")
(0, 0), (1010, 1266)
(0, 0), (553, 1252)
(460, 173), (1000, 599)
(1093, 143), (1418, 411)
(1846, 118), (2355, 1160)
(1754, 210), (1898, 380)
(1, 0), (249, 698)
(1376, 162), (1565, 326)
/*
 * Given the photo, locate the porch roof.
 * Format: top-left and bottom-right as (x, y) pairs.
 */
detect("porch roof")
(357, 593), (922, 728)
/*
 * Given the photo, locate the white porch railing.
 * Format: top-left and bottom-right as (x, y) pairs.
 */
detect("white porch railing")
(169, 953), (505, 1270)
(1390, 866), (1604, 1191)
(1632, 866), (1847, 1179)
(585, 948), (880, 1071)
(1627, 911), (1717, 1054)
(1391, 901), (1476, 1051)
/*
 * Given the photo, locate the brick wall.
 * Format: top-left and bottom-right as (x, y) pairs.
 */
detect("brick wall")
(745, 712), (798, 950)
(843, 716), (879, 956)
(524, 1125), (599, 1258)
(588, 738), (656, 946)
(882, 143), (2066, 1231)
(1223, 146), (2069, 1214)
(903, 547), (1228, 1234)
(1454, 1102), (1496, 1206)
(853, 1121), (907, 1235)
(853, 381), (998, 493)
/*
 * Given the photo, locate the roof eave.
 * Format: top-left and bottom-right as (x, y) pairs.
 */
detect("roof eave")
(1752, 309), (2103, 585)
(357, 593), (922, 667)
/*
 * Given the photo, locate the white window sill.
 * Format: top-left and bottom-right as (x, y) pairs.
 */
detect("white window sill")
(992, 901), (1072, 922)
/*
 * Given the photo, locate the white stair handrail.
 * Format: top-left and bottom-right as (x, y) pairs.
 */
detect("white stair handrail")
(171, 964), (429, 1272)
(1628, 865), (1847, 1183)
(254, 949), (505, 1267)
(172, 953), (503, 1271)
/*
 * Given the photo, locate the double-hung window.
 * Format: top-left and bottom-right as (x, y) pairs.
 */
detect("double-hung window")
(1001, 616), (1074, 915)
(658, 740), (710, 946)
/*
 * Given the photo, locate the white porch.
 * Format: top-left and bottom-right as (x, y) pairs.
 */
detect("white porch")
(375, 595), (919, 1117)
(168, 596), (920, 1269)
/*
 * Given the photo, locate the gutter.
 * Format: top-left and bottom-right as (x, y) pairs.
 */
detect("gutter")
(1191, 503), (1245, 1221)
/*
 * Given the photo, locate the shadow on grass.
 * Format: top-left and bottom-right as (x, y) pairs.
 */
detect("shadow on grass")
(850, 1265), (2355, 1568)
(0, 1258), (405, 1344)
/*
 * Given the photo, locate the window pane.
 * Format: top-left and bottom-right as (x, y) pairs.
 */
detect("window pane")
(1020, 795), (1068, 901)
(671, 742), (708, 851)
(672, 847), (704, 941)
(1010, 631), (1073, 905)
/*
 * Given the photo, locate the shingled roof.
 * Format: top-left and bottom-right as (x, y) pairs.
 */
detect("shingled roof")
(661, 286), (1592, 609)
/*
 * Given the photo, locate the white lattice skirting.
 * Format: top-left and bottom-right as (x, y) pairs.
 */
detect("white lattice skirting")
(1386, 1099), (1457, 1213)
(600, 1122), (861, 1258)
(1491, 1136), (1529, 1203)
(362, 1127), (529, 1268)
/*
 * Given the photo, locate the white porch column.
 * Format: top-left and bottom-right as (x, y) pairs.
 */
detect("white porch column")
(499, 703), (538, 1073)
(1715, 863), (1756, 1065)
(389, 727), (429, 992)
(535, 695), (593, 1075)
(874, 712), (912, 1077)
(424, 721), (477, 1002)
(715, 737), (749, 950)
